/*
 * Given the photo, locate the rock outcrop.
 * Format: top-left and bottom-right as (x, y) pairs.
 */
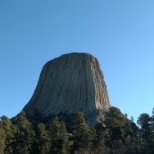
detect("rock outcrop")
(23, 53), (110, 126)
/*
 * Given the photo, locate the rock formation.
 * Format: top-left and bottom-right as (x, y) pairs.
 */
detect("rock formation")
(23, 53), (110, 126)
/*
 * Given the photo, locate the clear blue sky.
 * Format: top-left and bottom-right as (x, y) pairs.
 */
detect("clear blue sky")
(0, 0), (154, 122)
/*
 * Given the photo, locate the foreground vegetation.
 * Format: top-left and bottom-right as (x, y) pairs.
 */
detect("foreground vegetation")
(0, 106), (154, 154)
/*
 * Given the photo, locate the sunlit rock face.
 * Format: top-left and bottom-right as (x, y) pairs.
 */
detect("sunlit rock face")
(23, 53), (111, 126)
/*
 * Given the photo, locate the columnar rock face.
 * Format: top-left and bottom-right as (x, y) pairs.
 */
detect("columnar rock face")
(23, 53), (110, 125)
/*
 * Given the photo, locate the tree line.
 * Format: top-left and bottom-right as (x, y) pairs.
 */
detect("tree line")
(0, 106), (154, 154)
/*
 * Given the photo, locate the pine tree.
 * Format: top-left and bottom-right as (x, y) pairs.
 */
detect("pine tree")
(71, 112), (95, 153)
(0, 121), (6, 154)
(131, 116), (134, 122)
(12, 111), (34, 154)
(137, 113), (152, 140)
(1, 116), (14, 154)
(152, 108), (154, 132)
(94, 122), (110, 151)
(148, 108), (154, 148)
(104, 107), (133, 148)
(48, 117), (66, 154)
(32, 123), (50, 154)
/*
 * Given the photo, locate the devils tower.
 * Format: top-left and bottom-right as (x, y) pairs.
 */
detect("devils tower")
(23, 53), (110, 126)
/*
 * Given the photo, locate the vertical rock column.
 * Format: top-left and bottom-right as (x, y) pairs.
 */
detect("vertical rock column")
(23, 53), (110, 123)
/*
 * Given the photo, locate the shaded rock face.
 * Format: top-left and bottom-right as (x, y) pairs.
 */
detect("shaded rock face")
(23, 53), (110, 126)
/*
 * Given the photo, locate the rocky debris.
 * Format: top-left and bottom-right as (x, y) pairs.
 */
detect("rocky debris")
(23, 53), (111, 126)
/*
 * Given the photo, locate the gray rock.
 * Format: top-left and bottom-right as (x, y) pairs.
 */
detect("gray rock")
(23, 53), (111, 126)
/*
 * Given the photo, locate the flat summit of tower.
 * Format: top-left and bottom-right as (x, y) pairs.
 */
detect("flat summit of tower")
(23, 53), (111, 126)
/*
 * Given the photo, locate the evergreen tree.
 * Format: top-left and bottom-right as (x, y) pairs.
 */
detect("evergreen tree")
(32, 123), (50, 154)
(137, 113), (152, 140)
(130, 120), (139, 136)
(1, 116), (14, 154)
(148, 108), (154, 149)
(137, 113), (154, 152)
(71, 112), (96, 153)
(0, 121), (6, 154)
(12, 111), (34, 154)
(152, 108), (154, 132)
(104, 107), (132, 148)
(131, 116), (134, 122)
(94, 122), (110, 152)
(48, 117), (66, 154)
